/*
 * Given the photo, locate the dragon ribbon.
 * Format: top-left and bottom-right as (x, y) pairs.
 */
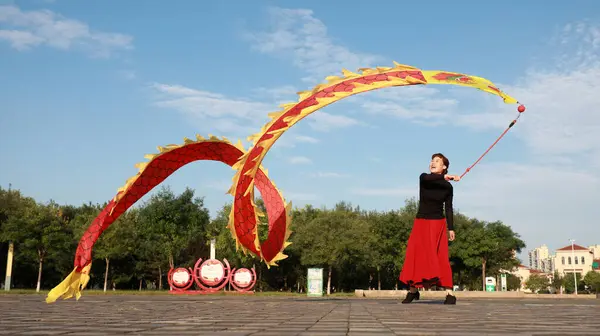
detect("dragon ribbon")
(47, 62), (521, 303)
(228, 63), (521, 265)
(46, 136), (290, 303)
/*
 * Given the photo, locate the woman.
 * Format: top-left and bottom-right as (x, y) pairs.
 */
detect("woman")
(399, 153), (460, 305)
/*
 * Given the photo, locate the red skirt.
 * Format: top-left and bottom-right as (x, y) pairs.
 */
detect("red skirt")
(398, 218), (453, 289)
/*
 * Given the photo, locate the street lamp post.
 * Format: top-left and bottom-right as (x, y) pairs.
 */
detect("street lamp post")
(4, 183), (14, 292)
(570, 239), (578, 295)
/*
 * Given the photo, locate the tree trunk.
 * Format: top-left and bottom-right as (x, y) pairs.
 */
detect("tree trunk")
(158, 265), (163, 290)
(482, 258), (487, 291)
(168, 254), (174, 290)
(139, 278), (143, 291)
(103, 258), (110, 292)
(327, 265), (332, 295)
(377, 267), (381, 290)
(497, 274), (500, 292)
(36, 255), (44, 292)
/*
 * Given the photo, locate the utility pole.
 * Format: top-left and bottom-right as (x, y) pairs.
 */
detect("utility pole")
(4, 183), (14, 291)
(570, 239), (578, 295)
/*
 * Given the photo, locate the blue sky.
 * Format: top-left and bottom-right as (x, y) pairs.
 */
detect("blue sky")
(1, 0), (600, 261)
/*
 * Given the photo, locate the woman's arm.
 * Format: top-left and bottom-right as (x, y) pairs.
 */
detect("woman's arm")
(445, 188), (454, 231)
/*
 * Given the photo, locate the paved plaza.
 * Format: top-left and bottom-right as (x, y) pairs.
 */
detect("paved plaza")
(1, 294), (599, 335)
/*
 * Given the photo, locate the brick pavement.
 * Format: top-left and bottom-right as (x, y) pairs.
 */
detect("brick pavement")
(1, 294), (599, 335)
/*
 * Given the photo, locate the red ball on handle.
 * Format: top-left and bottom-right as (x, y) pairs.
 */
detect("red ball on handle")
(517, 105), (526, 113)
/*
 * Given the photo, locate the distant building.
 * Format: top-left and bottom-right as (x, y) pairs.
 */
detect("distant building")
(589, 245), (600, 259)
(512, 243), (599, 293)
(510, 264), (549, 293)
(552, 244), (595, 277)
(528, 245), (553, 273)
(587, 245), (600, 272)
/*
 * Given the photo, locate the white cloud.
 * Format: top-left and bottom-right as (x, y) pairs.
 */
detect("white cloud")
(149, 82), (274, 139)
(496, 70), (600, 157)
(252, 85), (298, 101)
(457, 162), (600, 251)
(273, 134), (321, 149)
(0, 29), (42, 49)
(451, 22), (600, 161)
(151, 83), (269, 120)
(0, 5), (133, 57)
(245, 7), (383, 83)
(554, 20), (600, 70)
(309, 172), (349, 178)
(288, 156), (312, 164)
(360, 100), (452, 126)
(149, 7), (373, 151)
(149, 82), (326, 147)
(243, 7), (460, 128)
(306, 111), (363, 132)
(295, 135), (319, 144)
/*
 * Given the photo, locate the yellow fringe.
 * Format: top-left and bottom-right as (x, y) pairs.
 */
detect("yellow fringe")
(45, 264), (92, 303)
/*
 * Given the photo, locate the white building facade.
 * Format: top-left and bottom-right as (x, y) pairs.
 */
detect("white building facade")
(552, 244), (594, 276)
(588, 245), (600, 259)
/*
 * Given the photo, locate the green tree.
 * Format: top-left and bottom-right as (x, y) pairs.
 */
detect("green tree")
(563, 272), (583, 294)
(0, 184), (534, 294)
(367, 205), (412, 290)
(292, 204), (371, 295)
(393, 198), (419, 287)
(485, 221), (525, 274)
(506, 273), (521, 291)
(550, 271), (564, 293)
(449, 219), (496, 290)
(1, 199), (72, 291)
(0, 187), (34, 288)
(525, 273), (549, 293)
(582, 271), (600, 293)
(449, 218), (524, 290)
(138, 186), (210, 289)
(95, 209), (138, 291)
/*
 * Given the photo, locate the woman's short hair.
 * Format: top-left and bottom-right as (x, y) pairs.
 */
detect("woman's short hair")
(432, 153), (449, 174)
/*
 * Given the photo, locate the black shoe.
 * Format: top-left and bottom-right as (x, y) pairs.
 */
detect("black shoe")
(402, 290), (420, 304)
(443, 294), (456, 305)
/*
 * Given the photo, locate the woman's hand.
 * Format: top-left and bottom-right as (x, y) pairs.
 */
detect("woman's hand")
(444, 175), (461, 182)
(448, 230), (455, 241)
